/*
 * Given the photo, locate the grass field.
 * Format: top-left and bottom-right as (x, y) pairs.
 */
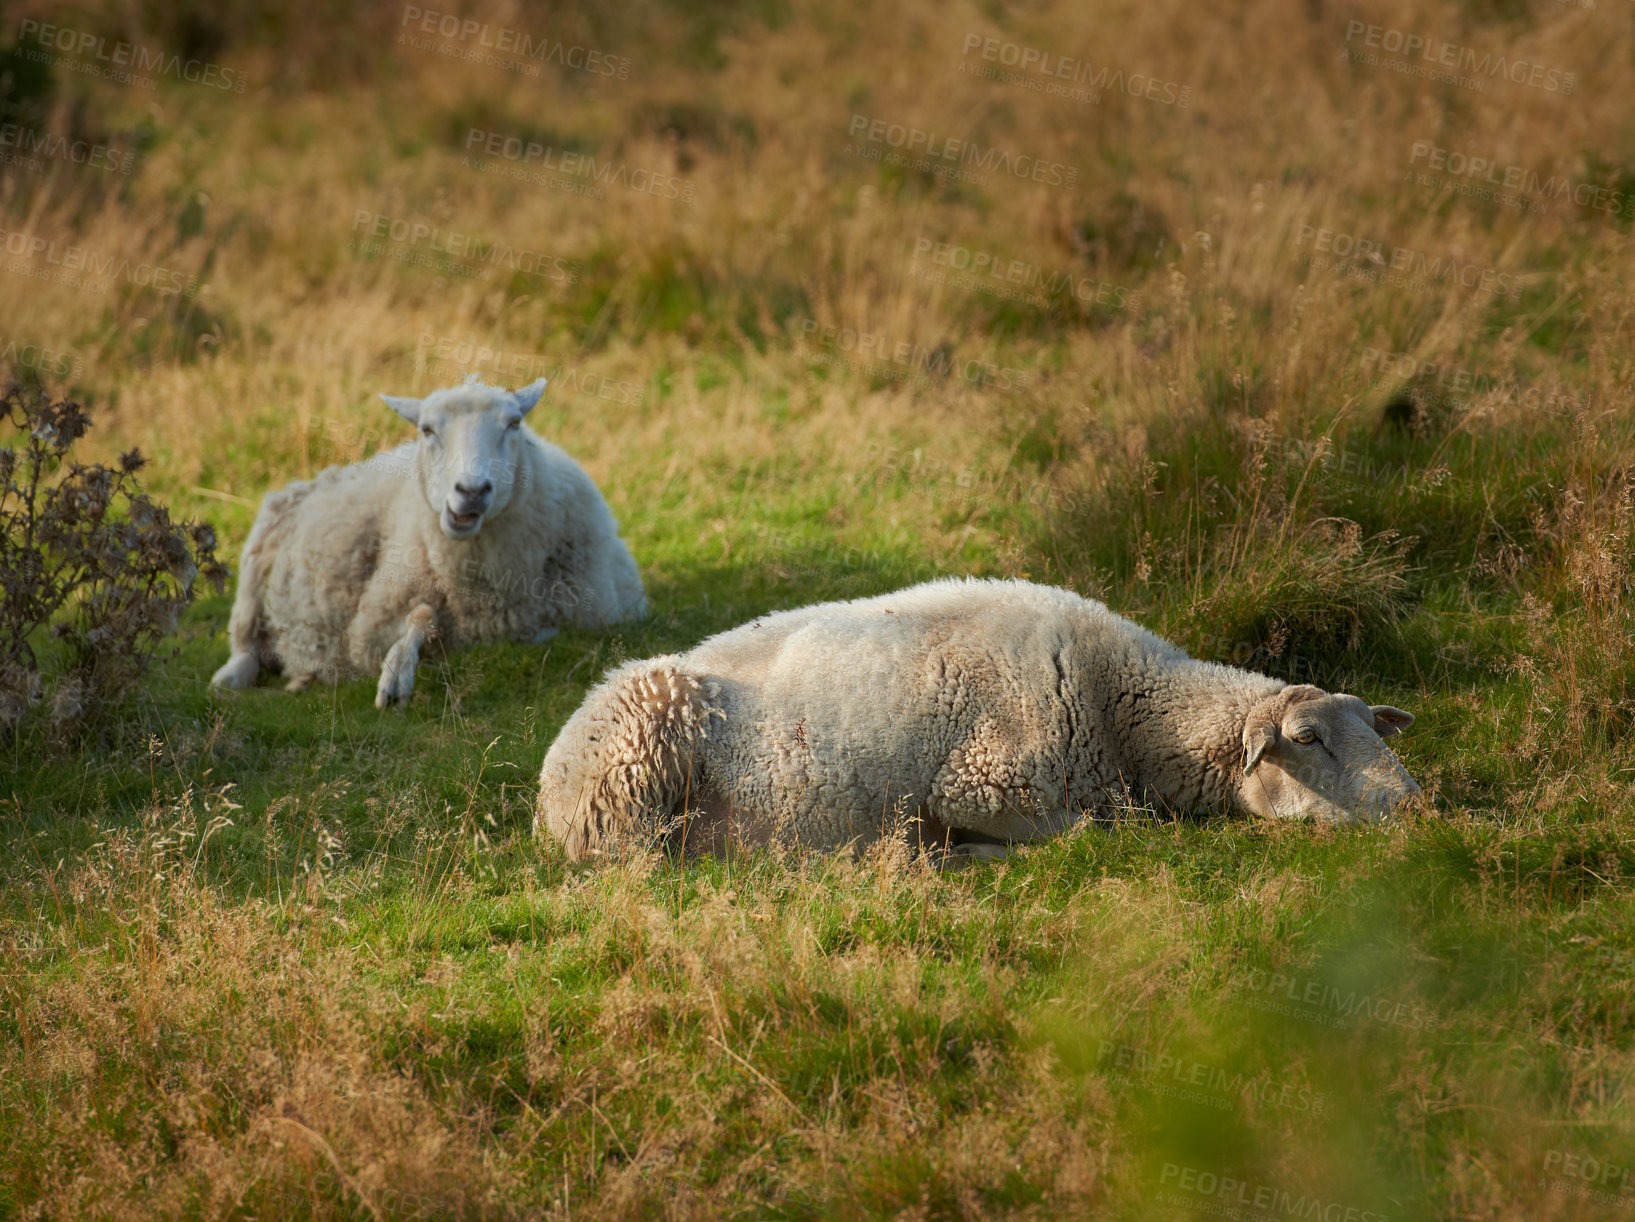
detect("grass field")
(3, 0), (1635, 1216)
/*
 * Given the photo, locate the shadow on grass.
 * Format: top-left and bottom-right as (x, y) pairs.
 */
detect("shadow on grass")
(2, 542), (944, 877)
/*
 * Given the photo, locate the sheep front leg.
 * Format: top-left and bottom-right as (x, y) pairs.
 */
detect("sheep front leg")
(375, 604), (436, 709)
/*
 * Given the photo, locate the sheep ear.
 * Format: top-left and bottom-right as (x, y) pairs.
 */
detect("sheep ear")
(381, 393), (422, 425)
(1370, 705), (1414, 738)
(1243, 719), (1279, 775)
(511, 377), (548, 415)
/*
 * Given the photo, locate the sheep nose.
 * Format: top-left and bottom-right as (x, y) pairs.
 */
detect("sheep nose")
(455, 480), (493, 500)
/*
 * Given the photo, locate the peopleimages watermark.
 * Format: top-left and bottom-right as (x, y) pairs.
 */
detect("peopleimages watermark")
(374, 539), (590, 612)
(863, 443), (1067, 513)
(398, 6), (630, 80)
(909, 235), (1140, 312)
(1097, 1041), (1327, 1115)
(333, 436), (530, 500)
(861, 442), (1151, 526)
(260, 1171), (469, 1221)
(958, 33), (1192, 108)
(414, 332), (644, 406)
(796, 319), (1030, 392)
(1190, 621), (1345, 690)
(737, 521), (888, 580)
(1342, 19), (1575, 94)
(1545, 1149), (1635, 1210)
(1159, 1163), (1390, 1222)
(350, 211), (581, 285)
(845, 112), (1079, 189)
(0, 336), (83, 379)
(461, 128), (693, 203)
(0, 123), (138, 176)
(1359, 348), (1593, 413)
(1406, 141), (1628, 219)
(1293, 224), (1521, 297)
(1230, 966), (1436, 1031)
(0, 227), (200, 297)
(16, 18), (247, 93)
(1242, 431), (1462, 506)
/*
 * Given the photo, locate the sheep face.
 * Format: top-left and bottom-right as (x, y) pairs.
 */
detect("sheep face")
(380, 377), (548, 540)
(1237, 685), (1419, 824)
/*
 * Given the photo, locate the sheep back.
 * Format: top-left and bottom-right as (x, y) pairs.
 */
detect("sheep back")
(539, 578), (1227, 857)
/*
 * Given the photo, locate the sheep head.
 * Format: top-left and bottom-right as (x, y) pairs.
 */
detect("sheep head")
(1236, 684), (1420, 823)
(380, 376), (548, 540)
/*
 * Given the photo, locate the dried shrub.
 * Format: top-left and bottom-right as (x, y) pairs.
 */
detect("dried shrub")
(0, 381), (226, 744)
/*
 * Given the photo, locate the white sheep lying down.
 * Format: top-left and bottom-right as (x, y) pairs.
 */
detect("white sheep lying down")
(535, 578), (1420, 861)
(212, 376), (646, 706)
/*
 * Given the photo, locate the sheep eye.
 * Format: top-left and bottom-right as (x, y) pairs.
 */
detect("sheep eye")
(420, 426), (437, 439)
(505, 417), (522, 431)
(1292, 730), (1318, 745)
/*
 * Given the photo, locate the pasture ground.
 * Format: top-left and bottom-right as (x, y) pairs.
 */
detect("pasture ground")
(3, 0), (1634, 1216)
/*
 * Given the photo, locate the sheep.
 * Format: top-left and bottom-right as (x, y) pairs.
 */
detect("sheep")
(534, 577), (1420, 862)
(211, 375), (646, 707)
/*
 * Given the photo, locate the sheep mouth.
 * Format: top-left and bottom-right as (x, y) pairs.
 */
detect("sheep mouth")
(442, 507), (485, 536)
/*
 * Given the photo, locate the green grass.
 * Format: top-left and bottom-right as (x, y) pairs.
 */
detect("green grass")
(5, 416), (1633, 1216)
(7, 347), (1633, 1216)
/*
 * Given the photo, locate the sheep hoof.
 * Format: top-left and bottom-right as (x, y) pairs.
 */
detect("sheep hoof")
(374, 677), (412, 708)
(285, 673), (317, 693)
(211, 652), (259, 690)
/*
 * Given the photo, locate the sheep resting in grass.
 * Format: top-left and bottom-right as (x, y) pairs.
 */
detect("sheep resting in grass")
(211, 376), (646, 707)
(535, 578), (1420, 862)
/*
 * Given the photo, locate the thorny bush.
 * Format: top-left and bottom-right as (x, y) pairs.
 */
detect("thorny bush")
(0, 381), (226, 744)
